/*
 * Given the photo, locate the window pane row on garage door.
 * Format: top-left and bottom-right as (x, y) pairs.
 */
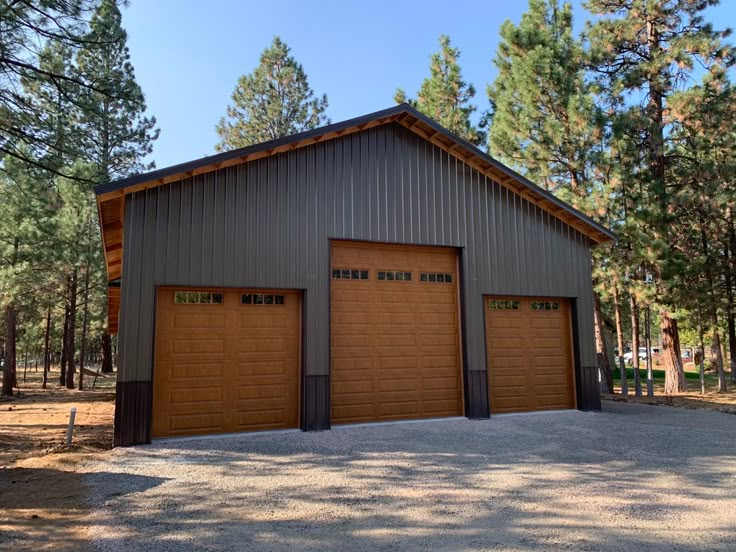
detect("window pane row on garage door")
(150, 241), (576, 439)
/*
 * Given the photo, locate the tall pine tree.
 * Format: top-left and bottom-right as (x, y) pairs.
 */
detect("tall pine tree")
(216, 37), (329, 150)
(487, 0), (600, 201)
(486, 0), (617, 392)
(395, 35), (484, 147)
(586, 0), (735, 393)
(76, 0), (159, 182)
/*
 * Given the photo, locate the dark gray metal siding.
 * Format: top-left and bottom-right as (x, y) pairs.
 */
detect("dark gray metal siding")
(116, 122), (597, 438)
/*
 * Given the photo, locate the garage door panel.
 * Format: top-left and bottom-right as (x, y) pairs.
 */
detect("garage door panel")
(165, 362), (226, 380)
(168, 412), (225, 433)
(172, 313), (226, 329)
(172, 338), (225, 355)
(233, 409), (290, 428)
(378, 378), (419, 392)
(423, 398), (460, 414)
(332, 404), (374, 422)
(485, 296), (574, 414)
(378, 400), (420, 417)
(152, 289), (300, 438)
(423, 376), (459, 391)
(333, 379), (374, 394)
(169, 384), (225, 407)
(331, 241), (462, 424)
(235, 360), (287, 377)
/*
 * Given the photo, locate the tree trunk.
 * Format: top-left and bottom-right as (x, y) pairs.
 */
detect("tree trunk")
(711, 320), (727, 392)
(612, 284), (628, 396)
(700, 217), (727, 392)
(644, 307), (654, 397)
(725, 211), (736, 384)
(65, 269), (78, 389)
(60, 276), (71, 385)
(42, 307), (51, 390)
(1, 304), (17, 396)
(79, 263), (91, 391)
(630, 293), (642, 397)
(698, 313), (706, 395)
(593, 290), (613, 393)
(101, 332), (113, 373)
(661, 310), (687, 394)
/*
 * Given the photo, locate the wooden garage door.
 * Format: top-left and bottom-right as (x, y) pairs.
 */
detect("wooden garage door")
(331, 241), (463, 424)
(485, 297), (575, 413)
(152, 289), (300, 438)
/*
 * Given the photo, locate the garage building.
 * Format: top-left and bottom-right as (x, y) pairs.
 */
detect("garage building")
(96, 104), (615, 446)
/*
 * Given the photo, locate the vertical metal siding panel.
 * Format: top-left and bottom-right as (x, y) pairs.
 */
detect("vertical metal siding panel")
(189, 178), (204, 284)
(176, 181), (191, 282)
(223, 167), (236, 285)
(137, 190), (158, 381)
(153, 187), (168, 288)
(116, 195), (135, 383)
(124, 194), (144, 381)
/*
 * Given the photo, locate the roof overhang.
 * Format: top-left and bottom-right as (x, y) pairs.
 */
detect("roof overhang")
(96, 103), (616, 331)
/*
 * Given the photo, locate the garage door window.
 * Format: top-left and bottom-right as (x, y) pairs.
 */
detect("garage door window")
(488, 299), (520, 310)
(241, 293), (285, 305)
(420, 272), (452, 283)
(531, 301), (560, 311)
(377, 270), (412, 281)
(174, 291), (224, 305)
(332, 268), (369, 280)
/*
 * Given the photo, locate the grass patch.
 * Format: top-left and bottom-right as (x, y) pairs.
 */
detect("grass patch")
(611, 366), (721, 387)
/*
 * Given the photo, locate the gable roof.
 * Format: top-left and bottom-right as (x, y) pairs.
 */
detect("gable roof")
(96, 103), (615, 284)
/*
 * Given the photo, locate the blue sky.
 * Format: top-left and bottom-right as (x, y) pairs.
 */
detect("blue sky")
(122, 0), (735, 170)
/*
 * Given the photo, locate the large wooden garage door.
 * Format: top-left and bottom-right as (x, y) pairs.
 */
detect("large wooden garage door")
(484, 296), (575, 413)
(152, 289), (300, 438)
(331, 241), (463, 424)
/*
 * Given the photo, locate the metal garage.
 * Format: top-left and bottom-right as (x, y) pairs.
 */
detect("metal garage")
(96, 104), (615, 446)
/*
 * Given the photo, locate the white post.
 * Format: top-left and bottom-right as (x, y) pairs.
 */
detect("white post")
(66, 407), (77, 445)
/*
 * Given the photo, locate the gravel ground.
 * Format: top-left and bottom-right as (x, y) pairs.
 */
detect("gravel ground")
(84, 402), (736, 551)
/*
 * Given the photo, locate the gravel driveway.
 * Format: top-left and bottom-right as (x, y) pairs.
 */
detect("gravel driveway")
(84, 402), (736, 551)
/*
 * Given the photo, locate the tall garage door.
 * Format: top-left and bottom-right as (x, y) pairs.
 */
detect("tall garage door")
(331, 241), (463, 424)
(152, 289), (300, 438)
(484, 296), (575, 413)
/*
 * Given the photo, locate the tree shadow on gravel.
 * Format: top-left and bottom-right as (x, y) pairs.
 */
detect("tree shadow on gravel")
(0, 466), (168, 552)
(84, 402), (736, 551)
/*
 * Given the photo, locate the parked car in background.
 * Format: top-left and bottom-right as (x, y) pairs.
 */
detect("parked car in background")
(624, 348), (648, 364)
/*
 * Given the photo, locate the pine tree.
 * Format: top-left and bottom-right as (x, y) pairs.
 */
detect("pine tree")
(487, 0), (599, 201)
(395, 35), (484, 146)
(487, 0), (618, 392)
(216, 37), (329, 151)
(586, 0), (735, 394)
(0, 154), (59, 395)
(0, 0), (126, 181)
(76, 0), (159, 182)
(74, 0), (157, 380)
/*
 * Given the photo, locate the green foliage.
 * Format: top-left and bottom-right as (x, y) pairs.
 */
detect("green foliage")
(216, 37), (329, 151)
(487, 0), (600, 204)
(76, 0), (159, 182)
(0, 155), (60, 309)
(396, 35), (485, 146)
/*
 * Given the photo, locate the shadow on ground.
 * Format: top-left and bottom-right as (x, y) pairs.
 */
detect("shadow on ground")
(79, 402), (736, 551)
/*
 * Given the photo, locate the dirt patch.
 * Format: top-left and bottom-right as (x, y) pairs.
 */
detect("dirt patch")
(0, 368), (115, 551)
(603, 388), (736, 414)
